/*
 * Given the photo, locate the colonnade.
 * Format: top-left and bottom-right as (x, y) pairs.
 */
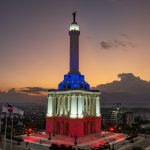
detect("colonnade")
(47, 91), (100, 118)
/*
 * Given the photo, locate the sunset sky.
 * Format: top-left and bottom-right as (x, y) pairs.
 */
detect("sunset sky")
(0, 0), (150, 91)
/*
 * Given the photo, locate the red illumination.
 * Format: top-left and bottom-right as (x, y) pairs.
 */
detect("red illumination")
(28, 128), (33, 133)
(46, 117), (102, 137)
(7, 104), (13, 113)
(109, 127), (115, 132)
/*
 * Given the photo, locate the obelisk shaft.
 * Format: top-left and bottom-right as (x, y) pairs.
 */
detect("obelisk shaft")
(69, 30), (80, 73)
(69, 12), (80, 74)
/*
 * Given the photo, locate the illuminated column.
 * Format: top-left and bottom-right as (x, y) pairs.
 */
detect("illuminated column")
(78, 95), (83, 118)
(84, 96), (87, 115)
(70, 95), (77, 118)
(96, 96), (100, 116)
(91, 96), (94, 115)
(62, 96), (65, 115)
(85, 96), (87, 114)
(87, 96), (90, 115)
(99, 96), (101, 115)
(57, 96), (61, 115)
(82, 96), (85, 116)
(64, 96), (68, 115)
(53, 96), (56, 116)
(68, 95), (71, 116)
(47, 96), (53, 117)
(93, 96), (96, 116)
(60, 96), (64, 116)
(89, 96), (92, 115)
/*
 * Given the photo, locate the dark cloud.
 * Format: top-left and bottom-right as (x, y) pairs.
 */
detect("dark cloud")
(20, 87), (48, 95)
(96, 73), (150, 93)
(100, 40), (135, 49)
(95, 73), (150, 107)
(0, 88), (47, 105)
(0, 74), (150, 108)
(100, 41), (112, 49)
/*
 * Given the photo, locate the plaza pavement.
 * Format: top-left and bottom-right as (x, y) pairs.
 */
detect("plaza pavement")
(21, 131), (126, 149)
(115, 135), (150, 150)
(0, 141), (26, 150)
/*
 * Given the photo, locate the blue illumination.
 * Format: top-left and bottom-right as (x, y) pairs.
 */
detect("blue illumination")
(58, 73), (90, 90)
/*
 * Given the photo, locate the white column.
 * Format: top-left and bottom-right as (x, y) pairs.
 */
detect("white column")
(64, 96), (67, 116)
(85, 96), (88, 116)
(82, 96), (85, 116)
(63, 96), (68, 116)
(47, 95), (53, 117)
(93, 96), (96, 116)
(78, 95), (83, 118)
(96, 96), (100, 116)
(60, 96), (64, 116)
(70, 95), (77, 118)
(89, 96), (92, 115)
(53, 97), (56, 116)
(57, 96), (60, 115)
(91, 96), (94, 116)
(68, 95), (71, 115)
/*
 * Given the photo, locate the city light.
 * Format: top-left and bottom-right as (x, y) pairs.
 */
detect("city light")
(28, 128), (33, 133)
(109, 127), (115, 132)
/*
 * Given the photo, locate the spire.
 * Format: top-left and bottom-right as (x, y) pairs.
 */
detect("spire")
(69, 11), (80, 74)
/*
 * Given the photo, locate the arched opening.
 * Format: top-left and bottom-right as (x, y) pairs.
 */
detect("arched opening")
(90, 121), (93, 134)
(87, 121), (90, 135)
(65, 122), (69, 135)
(93, 121), (96, 133)
(62, 121), (65, 135)
(84, 122), (87, 135)
(55, 121), (60, 134)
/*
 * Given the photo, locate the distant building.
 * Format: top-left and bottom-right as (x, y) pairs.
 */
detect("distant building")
(103, 110), (134, 126)
(134, 112), (150, 121)
(122, 111), (134, 126)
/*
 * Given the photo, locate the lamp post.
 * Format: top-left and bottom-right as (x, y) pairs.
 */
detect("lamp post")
(48, 133), (51, 140)
(112, 143), (115, 150)
(74, 136), (77, 145)
(26, 142), (29, 150)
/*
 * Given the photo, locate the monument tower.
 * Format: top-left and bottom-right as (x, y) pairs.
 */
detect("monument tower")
(46, 12), (101, 137)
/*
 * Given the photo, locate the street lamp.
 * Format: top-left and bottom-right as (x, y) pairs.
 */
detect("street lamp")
(74, 136), (77, 145)
(112, 143), (115, 150)
(48, 133), (51, 140)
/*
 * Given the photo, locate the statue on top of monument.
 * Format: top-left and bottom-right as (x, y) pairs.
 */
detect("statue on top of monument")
(72, 11), (77, 23)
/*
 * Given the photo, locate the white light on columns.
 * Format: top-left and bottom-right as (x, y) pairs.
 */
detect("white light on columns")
(47, 96), (53, 117)
(96, 96), (100, 116)
(78, 95), (83, 118)
(70, 95), (77, 118)
(82, 96), (85, 116)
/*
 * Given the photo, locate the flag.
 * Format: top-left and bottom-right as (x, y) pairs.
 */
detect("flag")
(1, 104), (24, 115)
(2, 105), (7, 113)
(13, 106), (24, 116)
(7, 104), (13, 113)
(1, 105), (13, 113)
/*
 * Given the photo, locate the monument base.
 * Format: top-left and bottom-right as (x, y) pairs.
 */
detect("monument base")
(46, 116), (101, 137)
